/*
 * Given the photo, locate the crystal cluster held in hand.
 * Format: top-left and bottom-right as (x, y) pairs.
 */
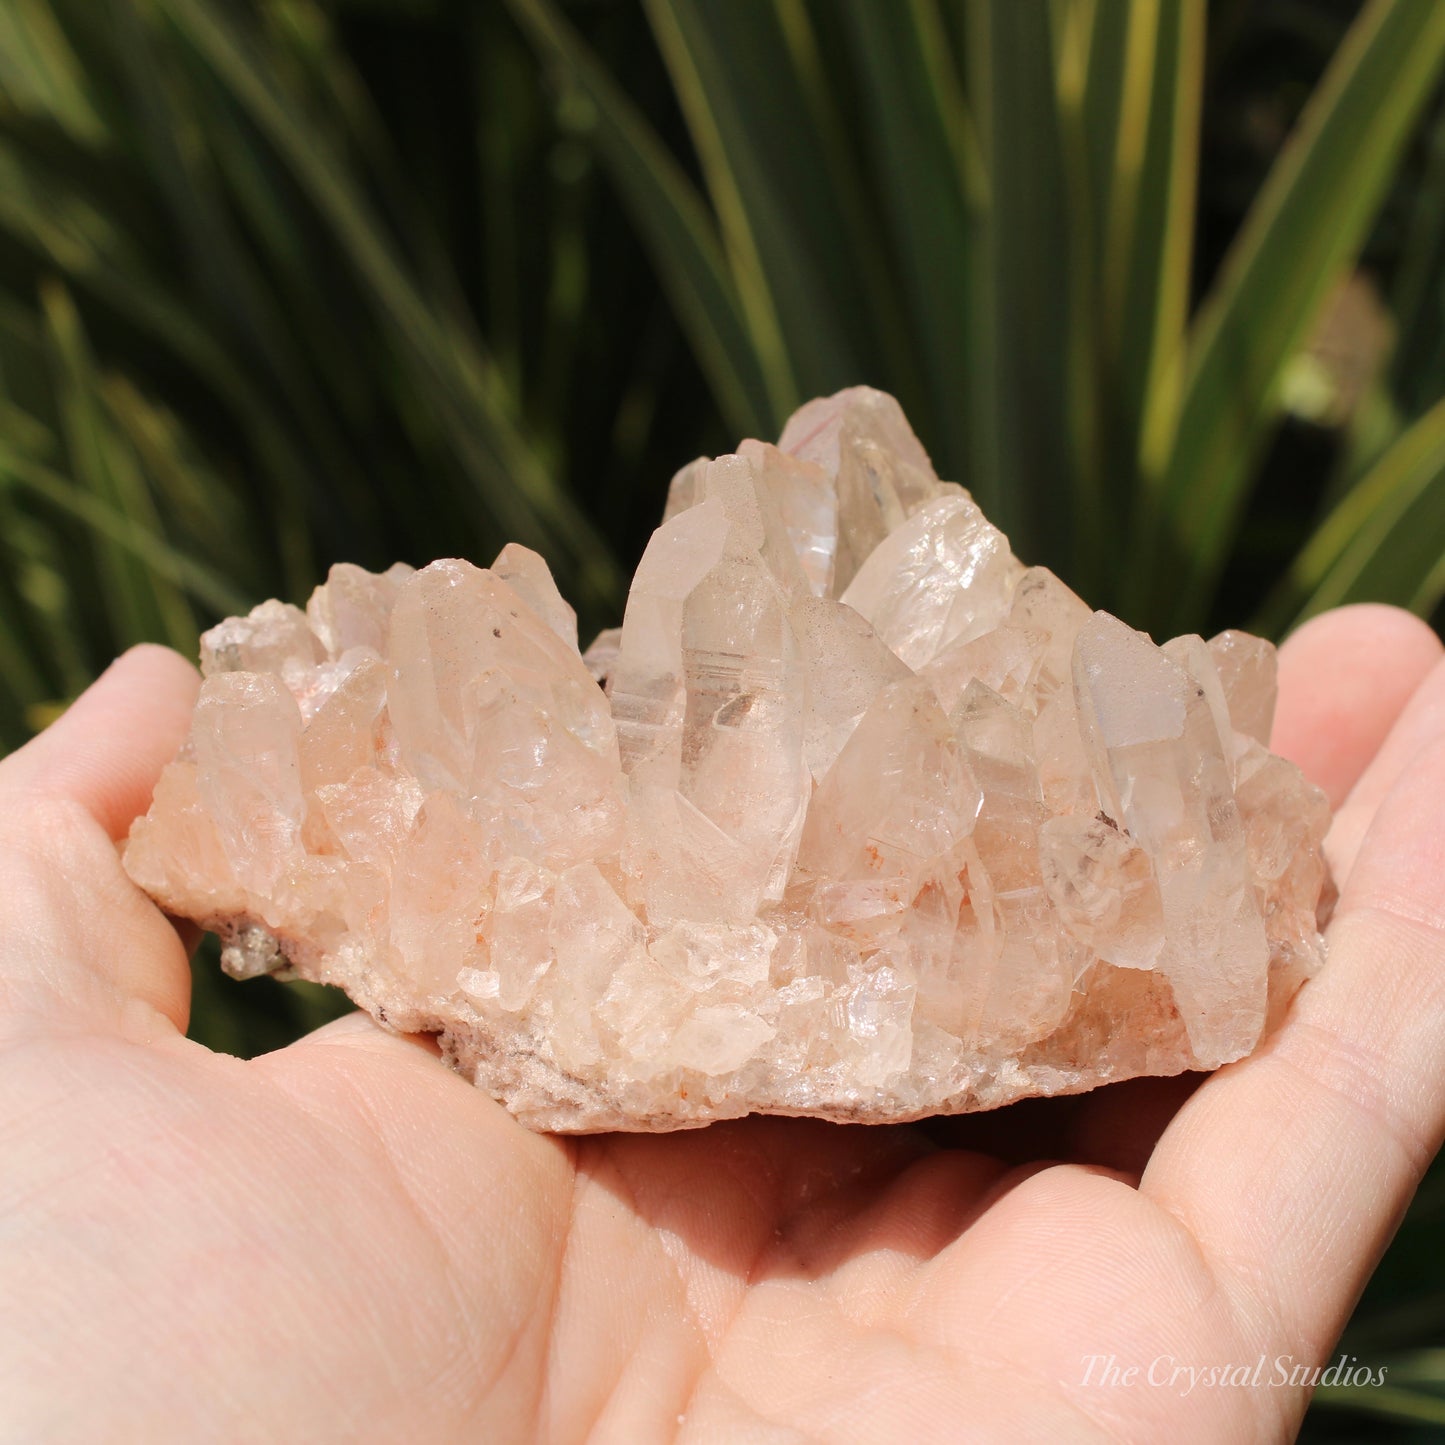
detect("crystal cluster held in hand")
(124, 389), (1331, 1131)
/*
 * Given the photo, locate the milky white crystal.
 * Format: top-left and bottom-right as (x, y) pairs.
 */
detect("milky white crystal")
(124, 388), (1331, 1131)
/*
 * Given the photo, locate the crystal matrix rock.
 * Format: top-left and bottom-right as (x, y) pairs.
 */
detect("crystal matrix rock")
(123, 387), (1331, 1131)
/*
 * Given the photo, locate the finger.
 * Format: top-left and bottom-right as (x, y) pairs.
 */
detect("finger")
(1272, 603), (1441, 809)
(0, 647), (199, 1032)
(1325, 651), (1445, 885)
(1, 645), (200, 841)
(1141, 737), (1445, 1367)
(1061, 1073), (1205, 1178)
(295, 1008), (445, 1060)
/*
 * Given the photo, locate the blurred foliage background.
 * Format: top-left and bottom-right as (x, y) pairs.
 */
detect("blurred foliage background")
(2, 0), (1445, 1431)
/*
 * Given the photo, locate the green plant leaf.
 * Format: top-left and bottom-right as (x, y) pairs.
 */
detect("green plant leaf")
(767, 0), (924, 404)
(1258, 390), (1445, 630)
(639, 0), (914, 411)
(1313, 1382), (1445, 1426)
(837, 0), (981, 504)
(0, 439), (250, 618)
(505, 0), (776, 441)
(155, 0), (622, 612)
(0, 0), (104, 140)
(1138, 0), (1445, 632)
(1387, 96), (1445, 418)
(0, 133), (333, 601)
(964, 0), (1074, 561)
(38, 279), (198, 654)
(642, 0), (800, 420)
(1113, 0), (1204, 508)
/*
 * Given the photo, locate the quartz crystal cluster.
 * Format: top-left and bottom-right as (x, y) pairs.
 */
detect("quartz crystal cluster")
(124, 388), (1331, 1131)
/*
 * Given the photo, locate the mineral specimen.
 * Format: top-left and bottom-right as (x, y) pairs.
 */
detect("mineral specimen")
(123, 388), (1331, 1132)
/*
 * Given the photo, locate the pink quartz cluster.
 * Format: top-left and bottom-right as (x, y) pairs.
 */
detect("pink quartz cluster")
(124, 388), (1331, 1131)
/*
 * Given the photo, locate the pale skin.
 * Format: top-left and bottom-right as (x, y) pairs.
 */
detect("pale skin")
(2, 606), (1444, 1443)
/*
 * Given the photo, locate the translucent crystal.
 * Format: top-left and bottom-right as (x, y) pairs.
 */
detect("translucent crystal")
(1208, 629), (1278, 747)
(779, 385), (954, 591)
(1073, 614), (1268, 1068)
(124, 388), (1331, 1131)
(841, 495), (1023, 669)
(491, 542), (579, 652)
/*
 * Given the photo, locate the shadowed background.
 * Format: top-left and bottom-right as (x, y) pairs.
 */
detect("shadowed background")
(1, 0), (1443, 1432)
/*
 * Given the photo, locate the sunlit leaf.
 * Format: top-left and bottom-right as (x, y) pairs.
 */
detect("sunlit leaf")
(1140, 0), (1445, 630)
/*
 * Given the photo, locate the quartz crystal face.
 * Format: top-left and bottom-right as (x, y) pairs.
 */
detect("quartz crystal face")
(123, 387), (1332, 1131)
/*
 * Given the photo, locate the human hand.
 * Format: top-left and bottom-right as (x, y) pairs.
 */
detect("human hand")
(1, 607), (1442, 1442)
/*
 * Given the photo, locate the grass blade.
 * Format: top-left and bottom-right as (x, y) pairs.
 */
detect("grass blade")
(506, 0), (775, 440)
(1313, 1382), (1445, 1426)
(0, 440), (250, 618)
(1140, 0), (1445, 632)
(38, 279), (198, 654)
(0, 133), (340, 598)
(1257, 390), (1445, 630)
(644, 1), (921, 408)
(839, 0), (981, 496)
(769, 0), (923, 404)
(1387, 96), (1445, 418)
(1116, 0), (1204, 504)
(0, 0), (103, 140)
(965, 0), (1074, 563)
(156, 0), (622, 612)
(642, 0), (800, 419)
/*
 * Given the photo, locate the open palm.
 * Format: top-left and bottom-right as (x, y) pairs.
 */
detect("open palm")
(4, 605), (1444, 1443)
